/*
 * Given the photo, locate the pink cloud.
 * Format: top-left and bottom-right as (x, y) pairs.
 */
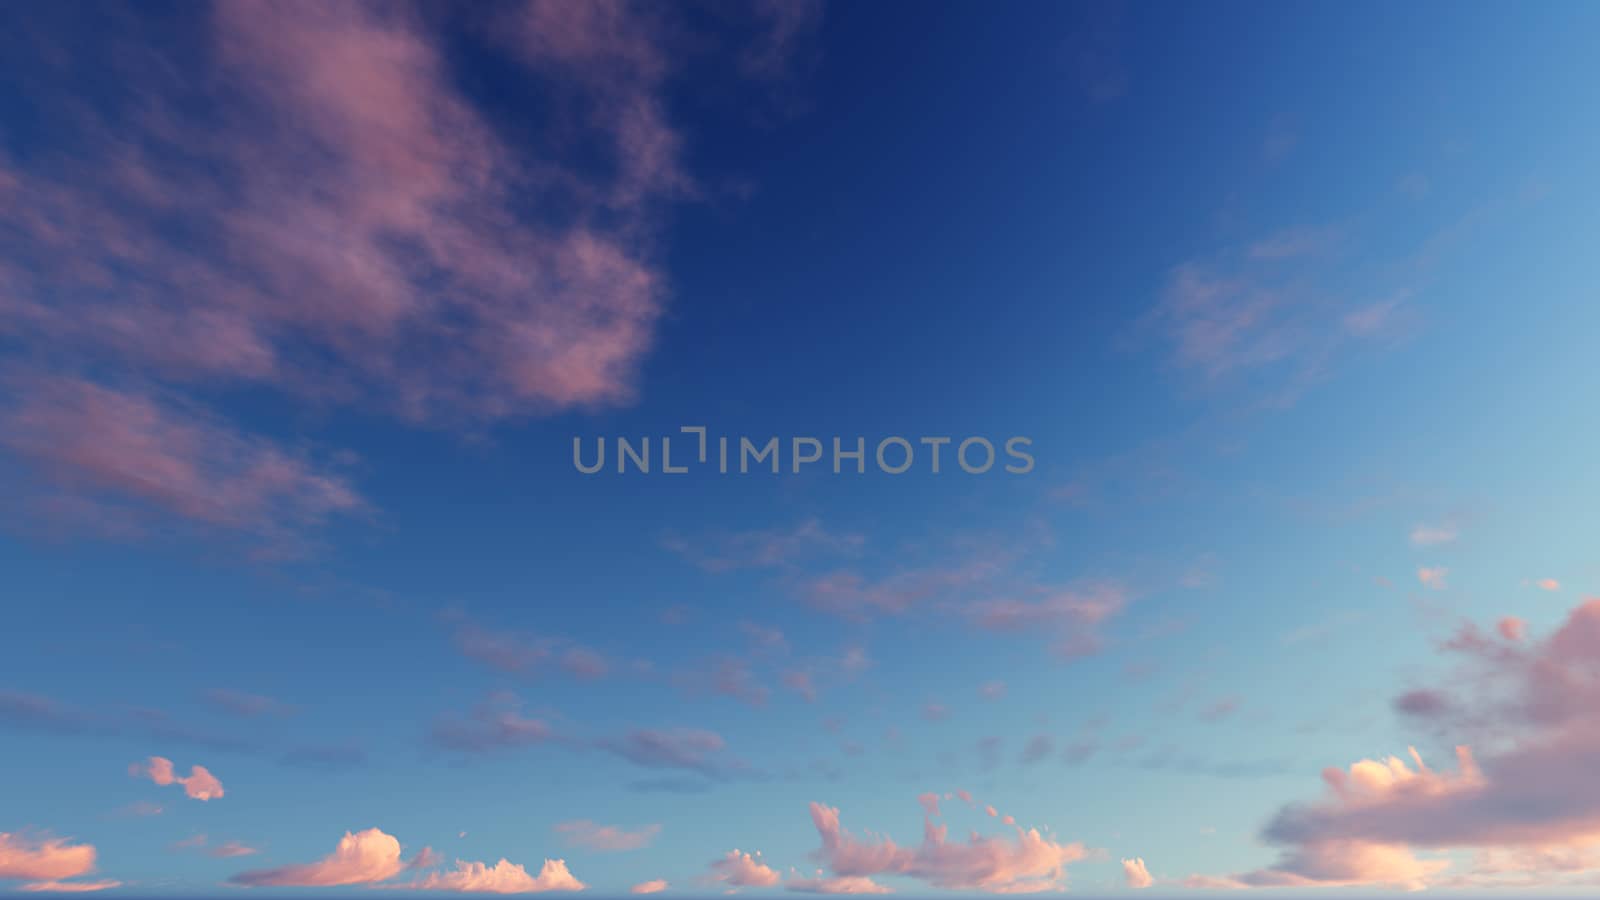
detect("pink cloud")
(451, 622), (609, 682)
(131, 756), (224, 801)
(917, 794), (941, 817)
(1497, 617), (1526, 641)
(411, 859), (585, 893)
(807, 801), (1089, 893)
(1121, 857), (1153, 889)
(0, 833), (99, 883)
(0, 1), (819, 544)
(429, 693), (556, 754)
(1417, 567), (1449, 590)
(16, 881), (122, 893)
(210, 842), (260, 859)
(1208, 600), (1600, 889)
(553, 821), (661, 852)
(231, 828), (408, 886)
(707, 850), (780, 888)
(2, 378), (360, 547)
(786, 875), (891, 894)
(1535, 578), (1562, 592)
(630, 879), (668, 894)
(173, 835), (258, 859)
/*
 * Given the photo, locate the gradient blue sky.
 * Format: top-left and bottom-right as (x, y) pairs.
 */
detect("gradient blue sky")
(4, 1), (1600, 896)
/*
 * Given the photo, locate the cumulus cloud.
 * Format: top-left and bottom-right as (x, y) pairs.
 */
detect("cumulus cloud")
(707, 850), (781, 888)
(130, 756), (224, 801)
(1202, 599), (1600, 889)
(807, 801), (1089, 893)
(0, 833), (104, 890)
(411, 859), (585, 893)
(1121, 857), (1153, 888)
(553, 821), (660, 852)
(231, 828), (410, 886)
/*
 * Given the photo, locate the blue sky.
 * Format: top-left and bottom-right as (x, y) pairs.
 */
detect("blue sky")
(4, 1), (1600, 896)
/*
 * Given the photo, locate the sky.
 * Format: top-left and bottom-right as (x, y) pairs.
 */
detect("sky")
(3, 0), (1600, 896)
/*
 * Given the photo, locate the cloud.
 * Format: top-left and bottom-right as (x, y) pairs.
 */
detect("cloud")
(176, 835), (259, 859)
(553, 821), (661, 852)
(665, 519), (863, 572)
(917, 794), (941, 817)
(1408, 522), (1459, 547)
(1, 377), (361, 551)
(1206, 600), (1600, 889)
(411, 858), (586, 893)
(0, 834), (100, 883)
(599, 728), (744, 779)
(0, 0), (818, 547)
(1535, 578), (1561, 592)
(807, 801), (1090, 893)
(1121, 857), (1153, 889)
(1020, 736), (1054, 764)
(231, 828), (409, 887)
(451, 622), (610, 682)
(0, 692), (99, 736)
(1497, 617), (1526, 641)
(707, 850), (781, 888)
(15, 881), (122, 893)
(203, 689), (295, 718)
(968, 581), (1130, 659)
(211, 842), (261, 859)
(1139, 232), (1410, 406)
(130, 756), (224, 801)
(1247, 225), (1341, 260)
(630, 880), (668, 894)
(786, 875), (891, 894)
(783, 671), (819, 703)
(429, 694), (556, 754)
(1417, 567), (1449, 590)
